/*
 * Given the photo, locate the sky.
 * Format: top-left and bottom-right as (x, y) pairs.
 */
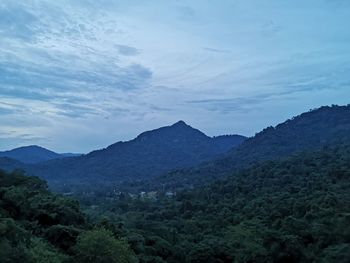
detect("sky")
(0, 0), (349, 153)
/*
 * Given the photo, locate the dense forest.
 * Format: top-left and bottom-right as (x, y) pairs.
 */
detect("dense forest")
(0, 170), (137, 263)
(80, 143), (350, 262)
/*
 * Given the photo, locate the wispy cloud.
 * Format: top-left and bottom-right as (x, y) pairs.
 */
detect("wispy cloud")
(0, 0), (349, 152)
(115, 44), (140, 56)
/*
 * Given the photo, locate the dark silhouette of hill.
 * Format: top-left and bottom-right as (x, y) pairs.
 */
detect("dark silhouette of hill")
(0, 145), (81, 164)
(22, 121), (246, 184)
(0, 145), (62, 164)
(145, 105), (350, 190)
(60, 153), (82, 158)
(0, 157), (24, 171)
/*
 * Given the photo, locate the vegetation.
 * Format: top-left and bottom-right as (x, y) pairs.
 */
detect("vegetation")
(74, 229), (137, 263)
(0, 170), (136, 263)
(84, 144), (350, 262)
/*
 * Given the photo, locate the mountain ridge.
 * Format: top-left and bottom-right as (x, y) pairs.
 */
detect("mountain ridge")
(0, 145), (82, 164)
(0, 145), (62, 164)
(13, 121), (246, 185)
(142, 105), (350, 190)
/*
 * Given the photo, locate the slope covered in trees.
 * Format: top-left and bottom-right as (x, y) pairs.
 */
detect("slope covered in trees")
(2, 143), (349, 262)
(0, 170), (136, 263)
(84, 143), (350, 262)
(147, 105), (350, 190)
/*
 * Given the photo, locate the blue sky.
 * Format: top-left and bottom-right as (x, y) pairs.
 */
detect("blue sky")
(0, 0), (349, 152)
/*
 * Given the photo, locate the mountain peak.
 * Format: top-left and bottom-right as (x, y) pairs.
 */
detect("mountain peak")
(16, 145), (45, 150)
(0, 145), (62, 164)
(135, 120), (205, 142)
(172, 120), (188, 127)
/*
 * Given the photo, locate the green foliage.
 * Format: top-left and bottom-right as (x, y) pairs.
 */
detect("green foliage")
(84, 144), (350, 262)
(0, 217), (31, 263)
(27, 238), (68, 263)
(74, 228), (137, 263)
(0, 170), (86, 262)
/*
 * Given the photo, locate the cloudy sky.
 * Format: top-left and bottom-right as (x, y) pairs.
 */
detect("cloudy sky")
(0, 0), (349, 152)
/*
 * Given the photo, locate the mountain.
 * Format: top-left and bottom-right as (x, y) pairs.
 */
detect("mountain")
(60, 153), (82, 158)
(0, 157), (25, 171)
(0, 145), (62, 164)
(94, 144), (350, 262)
(21, 121), (246, 184)
(144, 105), (350, 190)
(0, 145), (82, 164)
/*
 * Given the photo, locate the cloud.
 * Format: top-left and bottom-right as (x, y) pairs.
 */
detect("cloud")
(203, 47), (230, 54)
(115, 44), (140, 56)
(0, 0), (349, 152)
(0, 52), (153, 99)
(186, 85), (336, 114)
(0, 2), (38, 41)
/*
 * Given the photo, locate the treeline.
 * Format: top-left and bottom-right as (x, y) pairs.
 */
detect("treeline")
(85, 144), (350, 262)
(0, 170), (137, 263)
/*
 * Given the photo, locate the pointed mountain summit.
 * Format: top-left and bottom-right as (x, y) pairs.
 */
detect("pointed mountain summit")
(172, 120), (186, 126)
(151, 105), (350, 189)
(134, 120), (208, 143)
(21, 121), (246, 185)
(171, 120), (191, 128)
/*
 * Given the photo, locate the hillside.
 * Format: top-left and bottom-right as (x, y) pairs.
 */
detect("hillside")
(145, 105), (350, 190)
(0, 170), (136, 262)
(23, 121), (246, 185)
(83, 143), (350, 262)
(0, 145), (62, 164)
(0, 157), (24, 171)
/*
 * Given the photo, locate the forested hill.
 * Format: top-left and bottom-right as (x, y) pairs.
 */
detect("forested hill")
(0, 157), (24, 172)
(149, 105), (350, 189)
(0, 170), (136, 262)
(24, 121), (246, 184)
(0, 145), (82, 164)
(0, 145), (62, 164)
(84, 143), (350, 263)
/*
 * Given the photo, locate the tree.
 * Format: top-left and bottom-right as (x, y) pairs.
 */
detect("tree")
(74, 229), (137, 263)
(28, 238), (68, 263)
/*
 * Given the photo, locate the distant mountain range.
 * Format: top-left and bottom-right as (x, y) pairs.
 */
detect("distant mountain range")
(0, 121), (246, 185)
(0, 145), (81, 164)
(1, 105), (350, 191)
(141, 105), (350, 190)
